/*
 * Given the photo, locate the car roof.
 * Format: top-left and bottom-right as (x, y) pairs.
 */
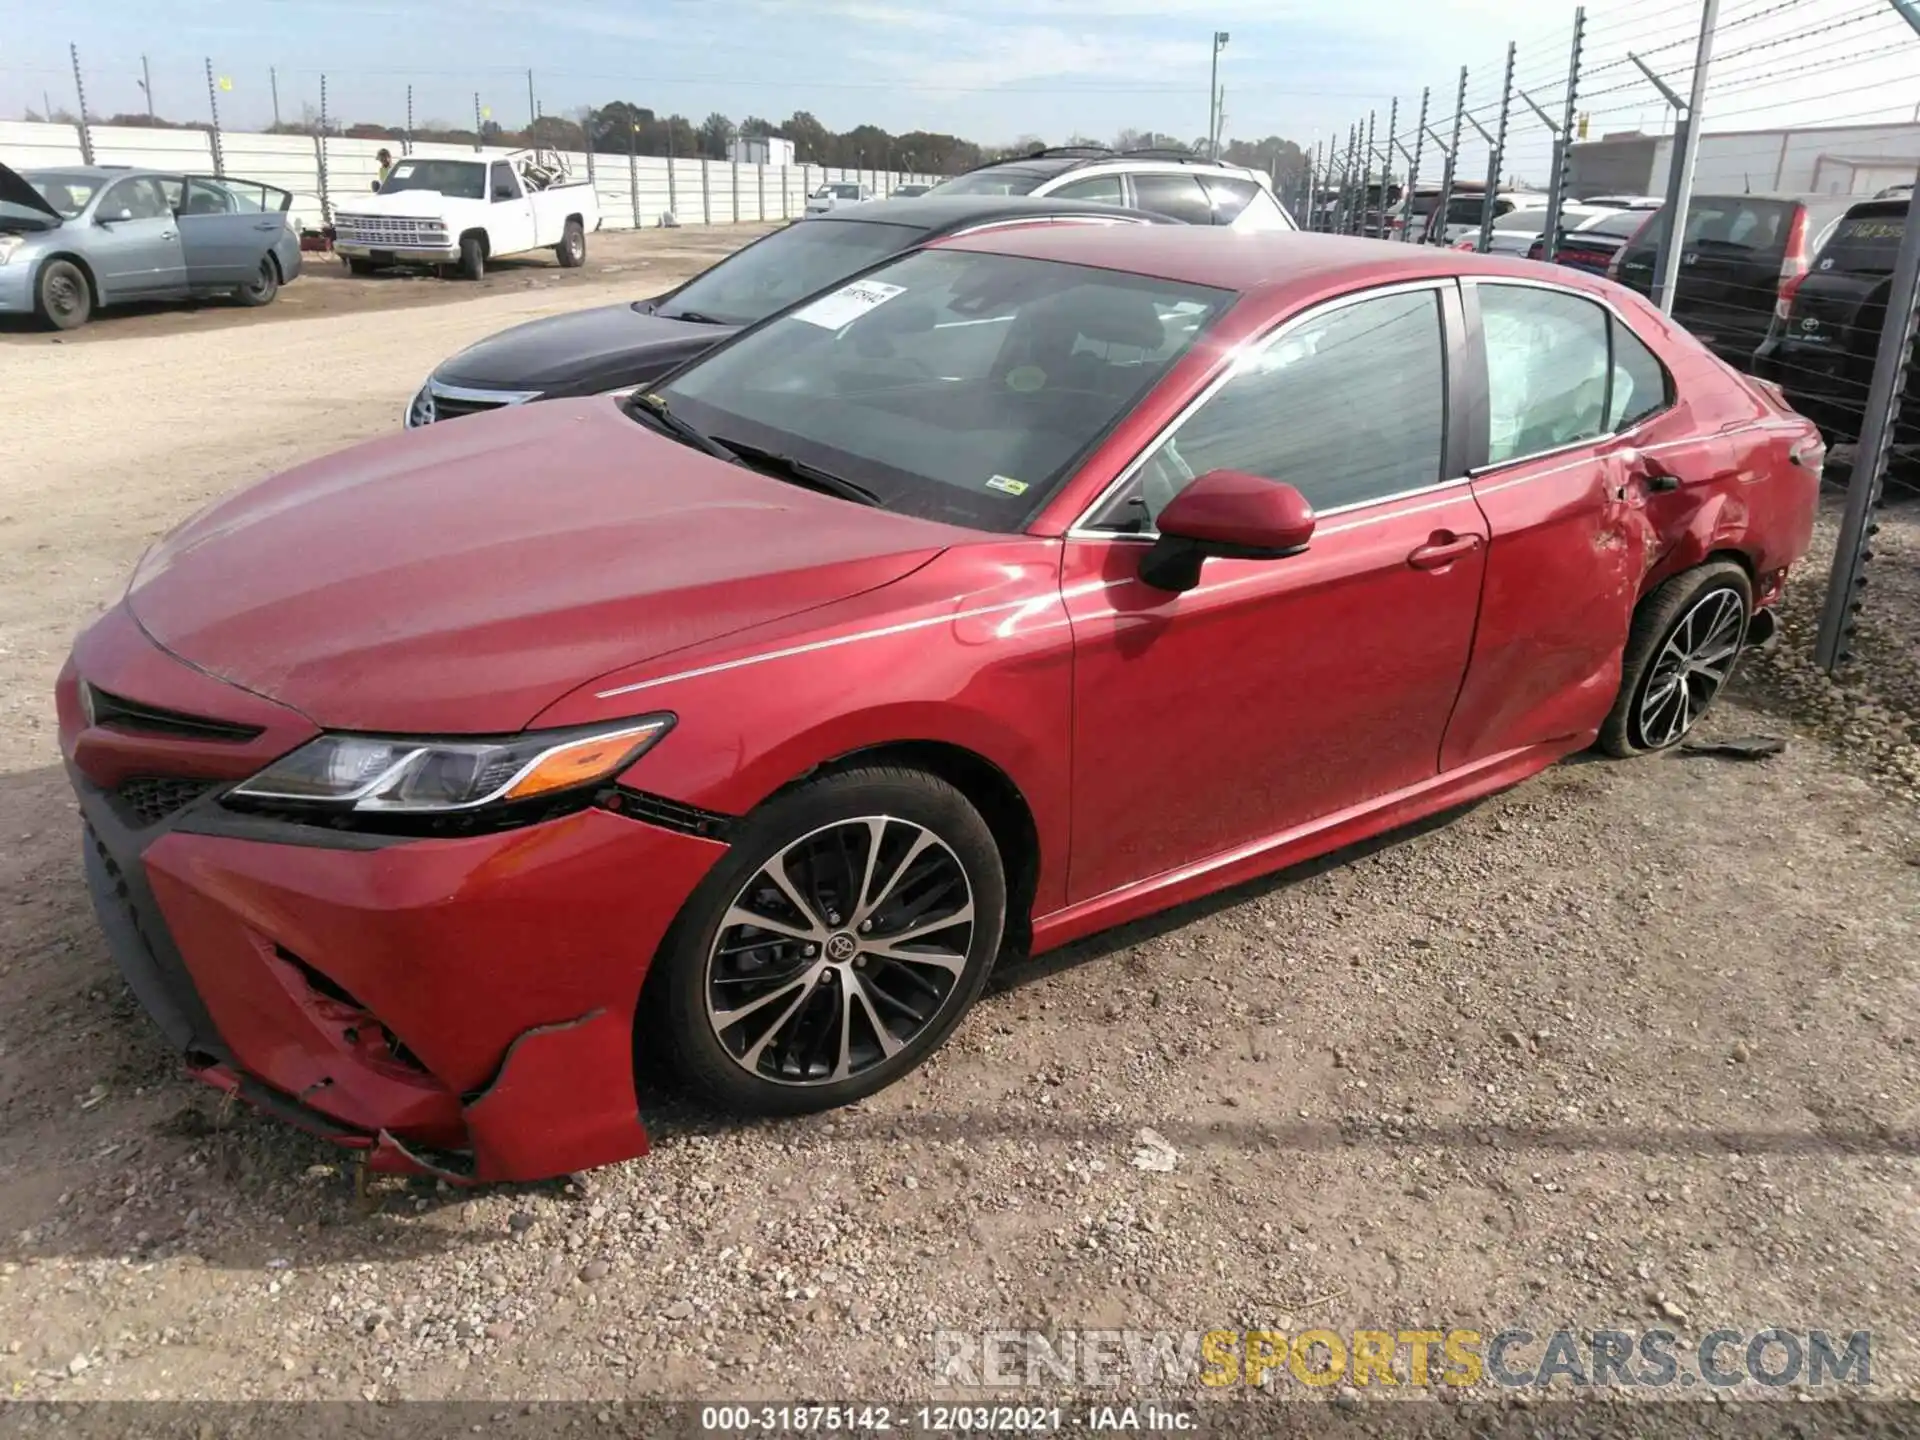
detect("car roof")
(956, 149), (1257, 181)
(814, 193), (1170, 230)
(934, 226), (1621, 301)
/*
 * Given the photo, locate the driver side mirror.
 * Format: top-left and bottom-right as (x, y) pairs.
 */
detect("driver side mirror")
(1139, 469), (1316, 593)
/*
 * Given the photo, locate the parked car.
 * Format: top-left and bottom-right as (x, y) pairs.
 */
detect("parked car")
(1753, 194), (1918, 456)
(805, 181), (874, 215)
(1421, 185), (1545, 245)
(0, 162), (300, 331)
(1388, 183), (1444, 241)
(61, 229), (1820, 1182)
(404, 194), (1168, 427)
(1528, 207), (1655, 274)
(1609, 192), (1853, 369)
(331, 149), (597, 280)
(890, 182), (933, 198)
(1480, 203), (1619, 257)
(930, 145), (1296, 230)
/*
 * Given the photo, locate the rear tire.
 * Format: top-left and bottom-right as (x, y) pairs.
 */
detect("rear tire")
(555, 218), (586, 268)
(36, 259), (91, 331)
(235, 256), (280, 307)
(1598, 561), (1753, 758)
(343, 256), (380, 277)
(646, 766), (1006, 1116)
(458, 234), (486, 281)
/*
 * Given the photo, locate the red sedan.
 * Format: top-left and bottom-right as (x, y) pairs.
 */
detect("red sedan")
(60, 229), (1820, 1183)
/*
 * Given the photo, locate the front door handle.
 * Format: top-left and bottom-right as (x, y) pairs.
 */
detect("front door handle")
(254, 220), (282, 231)
(1644, 473), (1681, 492)
(1408, 533), (1482, 570)
(159, 229), (177, 240)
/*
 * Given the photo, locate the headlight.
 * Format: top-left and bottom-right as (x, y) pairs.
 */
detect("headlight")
(225, 717), (673, 831)
(0, 235), (23, 266)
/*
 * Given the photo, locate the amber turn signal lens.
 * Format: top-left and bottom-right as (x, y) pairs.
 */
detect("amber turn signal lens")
(503, 723), (669, 801)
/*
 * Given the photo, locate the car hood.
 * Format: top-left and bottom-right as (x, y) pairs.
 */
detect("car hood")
(0, 161), (63, 227)
(433, 302), (735, 394)
(126, 398), (962, 734)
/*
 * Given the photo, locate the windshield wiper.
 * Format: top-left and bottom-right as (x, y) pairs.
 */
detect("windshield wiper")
(718, 437), (883, 507)
(656, 307), (731, 325)
(623, 392), (739, 462)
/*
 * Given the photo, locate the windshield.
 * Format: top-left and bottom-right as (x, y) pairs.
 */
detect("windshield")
(21, 171), (97, 218)
(930, 168), (1050, 197)
(378, 159), (485, 200)
(649, 249), (1233, 532)
(656, 218), (918, 326)
(1818, 207), (1904, 276)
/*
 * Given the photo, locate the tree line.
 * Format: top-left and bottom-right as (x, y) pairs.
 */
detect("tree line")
(22, 103), (1307, 184)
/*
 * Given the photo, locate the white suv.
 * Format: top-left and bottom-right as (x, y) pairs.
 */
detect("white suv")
(929, 147), (1296, 230)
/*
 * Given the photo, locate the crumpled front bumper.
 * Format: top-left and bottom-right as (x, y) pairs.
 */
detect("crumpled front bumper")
(61, 606), (729, 1182)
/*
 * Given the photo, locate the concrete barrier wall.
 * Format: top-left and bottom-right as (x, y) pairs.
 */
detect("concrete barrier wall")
(1, 120), (937, 236)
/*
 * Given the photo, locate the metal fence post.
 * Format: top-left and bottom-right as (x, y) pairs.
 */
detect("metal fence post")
(582, 107), (596, 189)
(317, 74), (331, 223)
(781, 164), (790, 219)
(70, 44), (94, 165)
(1362, 111), (1376, 235)
(1436, 68), (1467, 247)
(1540, 7), (1586, 262)
(627, 123), (640, 228)
(1405, 88), (1429, 241)
(701, 158), (711, 225)
(1814, 175), (1920, 671)
(204, 59), (226, 176)
(1476, 43), (1516, 254)
(1654, 0), (1721, 314)
(1379, 98), (1398, 238)
(730, 159), (739, 224)
(405, 85), (414, 155)
(1343, 123), (1360, 234)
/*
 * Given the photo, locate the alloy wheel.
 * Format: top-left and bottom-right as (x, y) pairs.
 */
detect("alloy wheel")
(47, 274), (81, 319)
(1638, 586), (1745, 748)
(704, 815), (975, 1086)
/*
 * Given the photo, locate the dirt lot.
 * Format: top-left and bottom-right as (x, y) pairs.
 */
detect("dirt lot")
(0, 232), (1917, 1420)
(0, 225), (781, 346)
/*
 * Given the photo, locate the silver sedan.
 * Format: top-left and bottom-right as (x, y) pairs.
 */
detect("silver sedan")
(0, 162), (303, 330)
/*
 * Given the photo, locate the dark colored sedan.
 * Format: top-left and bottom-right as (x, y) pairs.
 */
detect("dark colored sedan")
(404, 194), (1167, 427)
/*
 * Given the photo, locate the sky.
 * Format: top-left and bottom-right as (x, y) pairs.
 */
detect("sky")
(2, 0), (1915, 176)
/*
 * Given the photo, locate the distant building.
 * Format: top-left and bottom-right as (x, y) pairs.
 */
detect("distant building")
(1569, 120), (1920, 199)
(729, 134), (795, 168)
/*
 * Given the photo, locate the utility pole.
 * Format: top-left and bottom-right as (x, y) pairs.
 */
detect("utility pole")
(1207, 31), (1230, 160)
(270, 66), (281, 128)
(1654, 0), (1720, 314)
(527, 69), (537, 130)
(139, 55), (154, 121)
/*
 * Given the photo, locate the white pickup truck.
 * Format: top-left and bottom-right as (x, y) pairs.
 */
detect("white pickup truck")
(332, 149), (598, 279)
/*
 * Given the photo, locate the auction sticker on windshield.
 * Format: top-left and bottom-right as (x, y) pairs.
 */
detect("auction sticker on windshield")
(793, 279), (906, 330)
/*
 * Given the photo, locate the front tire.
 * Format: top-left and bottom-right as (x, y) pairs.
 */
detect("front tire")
(555, 218), (586, 268)
(649, 767), (1006, 1115)
(459, 233), (487, 281)
(36, 259), (91, 330)
(1599, 561), (1753, 757)
(343, 256), (380, 277)
(236, 256), (280, 307)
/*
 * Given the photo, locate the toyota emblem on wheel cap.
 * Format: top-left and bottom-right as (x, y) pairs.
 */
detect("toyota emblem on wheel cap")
(826, 932), (858, 961)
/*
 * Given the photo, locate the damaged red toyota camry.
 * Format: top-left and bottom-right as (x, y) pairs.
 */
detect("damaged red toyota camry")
(60, 229), (1820, 1183)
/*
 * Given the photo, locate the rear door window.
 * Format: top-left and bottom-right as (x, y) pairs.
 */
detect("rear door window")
(1200, 175), (1259, 224)
(1130, 173), (1215, 226)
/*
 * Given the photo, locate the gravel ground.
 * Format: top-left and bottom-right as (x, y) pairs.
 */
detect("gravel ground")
(0, 258), (1916, 1420)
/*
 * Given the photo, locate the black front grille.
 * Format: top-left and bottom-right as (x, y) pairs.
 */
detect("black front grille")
(112, 776), (218, 828)
(86, 685), (263, 742)
(431, 394), (513, 421)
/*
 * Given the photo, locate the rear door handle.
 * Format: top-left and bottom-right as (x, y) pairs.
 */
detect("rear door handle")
(254, 220), (281, 231)
(159, 229), (177, 240)
(1408, 534), (1482, 570)
(1644, 473), (1681, 492)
